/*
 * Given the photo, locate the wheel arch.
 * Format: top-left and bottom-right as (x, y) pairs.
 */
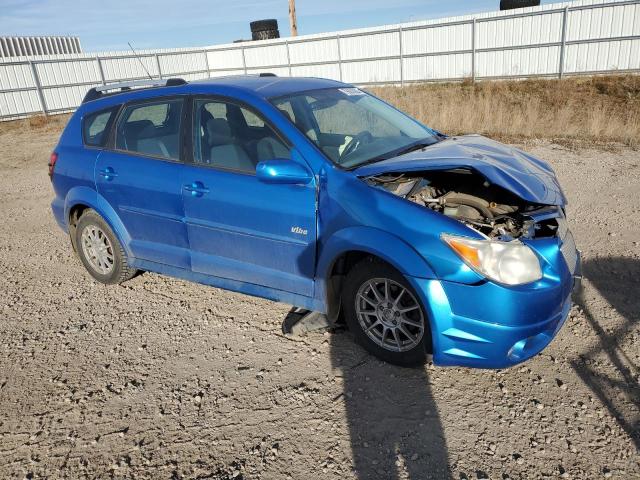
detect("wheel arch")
(316, 226), (436, 326)
(64, 186), (133, 258)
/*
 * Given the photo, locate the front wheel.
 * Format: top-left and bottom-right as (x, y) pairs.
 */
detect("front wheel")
(74, 209), (137, 284)
(342, 258), (431, 366)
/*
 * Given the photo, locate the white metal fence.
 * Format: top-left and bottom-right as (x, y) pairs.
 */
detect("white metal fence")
(1, 0), (639, 120)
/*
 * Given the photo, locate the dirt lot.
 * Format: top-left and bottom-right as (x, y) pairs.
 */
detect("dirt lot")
(0, 120), (638, 480)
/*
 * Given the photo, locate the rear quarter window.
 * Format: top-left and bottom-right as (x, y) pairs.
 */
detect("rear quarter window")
(82, 108), (117, 147)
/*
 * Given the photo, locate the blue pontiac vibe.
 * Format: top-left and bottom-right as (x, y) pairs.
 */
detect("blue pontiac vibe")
(50, 75), (581, 367)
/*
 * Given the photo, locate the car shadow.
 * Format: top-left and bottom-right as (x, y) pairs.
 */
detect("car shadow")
(572, 256), (639, 450)
(329, 330), (450, 479)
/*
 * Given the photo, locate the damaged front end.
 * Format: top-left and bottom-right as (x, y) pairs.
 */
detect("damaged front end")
(364, 168), (564, 242)
(352, 139), (582, 366)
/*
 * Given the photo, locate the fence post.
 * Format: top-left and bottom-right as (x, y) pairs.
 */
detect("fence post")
(472, 18), (477, 82)
(155, 53), (162, 79)
(559, 6), (569, 79)
(95, 55), (106, 85)
(202, 49), (211, 78)
(399, 25), (404, 87)
(29, 60), (47, 116)
(336, 34), (343, 81)
(241, 47), (247, 75)
(285, 40), (292, 77)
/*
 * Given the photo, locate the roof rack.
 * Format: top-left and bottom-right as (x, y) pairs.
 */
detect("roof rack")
(82, 77), (187, 104)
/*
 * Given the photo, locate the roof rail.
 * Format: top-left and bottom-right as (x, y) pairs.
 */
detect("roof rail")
(82, 77), (187, 104)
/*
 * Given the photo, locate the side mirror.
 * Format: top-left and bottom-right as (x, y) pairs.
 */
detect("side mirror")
(256, 159), (313, 185)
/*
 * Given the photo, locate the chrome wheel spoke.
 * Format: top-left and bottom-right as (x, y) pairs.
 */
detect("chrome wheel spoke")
(81, 224), (115, 275)
(398, 305), (419, 314)
(368, 281), (383, 303)
(400, 316), (422, 328)
(380, 326), (388, 345)
(365, 320), (381, 332)
(358, 294), (377, 309)
(393, 288), (405, 307)
(391, 328), (401, 348)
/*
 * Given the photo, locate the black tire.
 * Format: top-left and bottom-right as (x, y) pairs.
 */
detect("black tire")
(250, 19), (278, 33)
(74, 209), (137, 284)
(342, 258), (431, 367)
(500, 0), (540, 10)
(252, 29), (280, 41)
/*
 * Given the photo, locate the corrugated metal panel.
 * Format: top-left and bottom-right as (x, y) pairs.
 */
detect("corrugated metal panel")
(1, 0), (639, 119)
(402, 23), (472, 55)
(564, 38), (640, 71)
(477, 12), (564, 49)
(340, 32), (400, 60)
(567, 1), (640, 40)
(100, 56), (159, 81)
(208, 49), (244, 70)
(0, 36), (82, 58)
(36, 59), (100, 87)
(477, 46), (562, 77)
(0, 62), (35, 89)
(404, 53), (472, 81)
(289, 38), (339, 64)
(244, 44), (288, 68)
(341, 59), (400, 83)
(291, 63), (341, 80)
(159, 52), (206, 75)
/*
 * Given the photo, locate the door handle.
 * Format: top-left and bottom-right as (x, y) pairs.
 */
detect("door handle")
(99, 167), (118, 180)
(184, 182), (210, 197)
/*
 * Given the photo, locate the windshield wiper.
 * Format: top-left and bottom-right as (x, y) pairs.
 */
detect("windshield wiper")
(348, 138), (437, 170)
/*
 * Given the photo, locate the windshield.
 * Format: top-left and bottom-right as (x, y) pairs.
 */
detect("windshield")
(270, 88), (439, 168)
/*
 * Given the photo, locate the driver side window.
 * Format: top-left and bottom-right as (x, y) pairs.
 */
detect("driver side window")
(193, 99), (290, 174)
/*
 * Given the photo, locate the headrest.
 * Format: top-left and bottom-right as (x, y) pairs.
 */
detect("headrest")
(123, 119), (155, 138)
(206, 118), (232, 145)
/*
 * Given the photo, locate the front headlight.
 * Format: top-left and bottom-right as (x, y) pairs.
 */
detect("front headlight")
(442, 234), (542, 285)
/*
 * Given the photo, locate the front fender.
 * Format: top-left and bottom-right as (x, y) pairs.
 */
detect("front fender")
(315, 226), (437, 312)
(64, 187), (133, 258)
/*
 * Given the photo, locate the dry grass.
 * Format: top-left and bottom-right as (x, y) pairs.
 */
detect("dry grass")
(2, 76), (639, 149)
(0, 114), (71, 136)
(369, 75), (640, 148)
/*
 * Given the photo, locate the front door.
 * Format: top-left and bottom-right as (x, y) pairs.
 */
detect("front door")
(181, 97), (317, 297)
(95, 97), (189, 268)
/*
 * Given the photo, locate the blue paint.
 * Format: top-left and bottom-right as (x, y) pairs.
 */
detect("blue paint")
(50, 76), (580, 368)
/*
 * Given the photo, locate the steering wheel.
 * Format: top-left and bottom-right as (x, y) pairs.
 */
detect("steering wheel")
(341, 131), (373, 159)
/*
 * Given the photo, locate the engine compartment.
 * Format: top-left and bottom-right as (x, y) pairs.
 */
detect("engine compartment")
(366, 169), (561, 240)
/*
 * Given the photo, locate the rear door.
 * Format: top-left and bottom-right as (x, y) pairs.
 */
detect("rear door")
(95, 97), (190, 268)
(181, 96), (317, 297)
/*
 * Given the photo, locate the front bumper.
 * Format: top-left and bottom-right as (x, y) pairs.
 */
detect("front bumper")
(409, 250), (582, 369)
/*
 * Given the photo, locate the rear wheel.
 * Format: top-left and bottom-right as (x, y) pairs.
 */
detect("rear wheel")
(75, 209), (137, 284)
(342, 258), (430, 366)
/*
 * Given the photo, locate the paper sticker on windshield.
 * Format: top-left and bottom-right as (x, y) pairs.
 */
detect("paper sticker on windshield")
(339, 88), (365, 96)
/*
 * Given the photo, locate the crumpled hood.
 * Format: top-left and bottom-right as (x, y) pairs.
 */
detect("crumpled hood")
(354, 135), (566, 206)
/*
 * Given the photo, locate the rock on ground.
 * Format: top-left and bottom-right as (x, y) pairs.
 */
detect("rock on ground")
(0, 124), (638, 479)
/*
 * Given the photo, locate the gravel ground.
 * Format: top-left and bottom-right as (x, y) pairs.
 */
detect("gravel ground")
(0, 123), (638, 480)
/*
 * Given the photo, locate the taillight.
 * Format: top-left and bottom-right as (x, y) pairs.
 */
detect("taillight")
(48, 152), (58, 178)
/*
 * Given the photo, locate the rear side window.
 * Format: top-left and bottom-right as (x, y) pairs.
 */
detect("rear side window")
(115, 99), (183, 161)
(82, 108), (116, 147)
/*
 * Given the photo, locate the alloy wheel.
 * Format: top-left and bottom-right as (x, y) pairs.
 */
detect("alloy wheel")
(355, 277), (425, 352)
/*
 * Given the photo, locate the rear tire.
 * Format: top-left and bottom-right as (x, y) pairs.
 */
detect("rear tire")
(74, 209), (137, 284)
(342, 258), (430, 367)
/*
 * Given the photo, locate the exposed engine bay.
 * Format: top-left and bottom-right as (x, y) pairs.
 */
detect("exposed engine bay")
(366, 169), (562, 240)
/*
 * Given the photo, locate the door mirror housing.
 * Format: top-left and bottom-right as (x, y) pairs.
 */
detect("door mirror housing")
(256, 159), (313, 185)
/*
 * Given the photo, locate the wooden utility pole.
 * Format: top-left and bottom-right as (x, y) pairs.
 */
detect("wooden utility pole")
(289, 0), (298, 36)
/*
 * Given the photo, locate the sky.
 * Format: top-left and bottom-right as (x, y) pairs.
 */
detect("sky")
(1, 0), (567, 52)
